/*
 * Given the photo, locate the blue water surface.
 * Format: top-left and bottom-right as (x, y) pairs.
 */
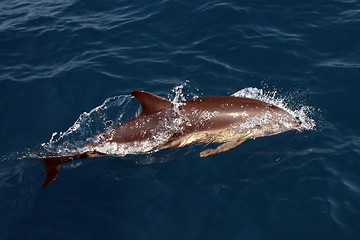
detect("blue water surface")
(1, 0), (360, 239)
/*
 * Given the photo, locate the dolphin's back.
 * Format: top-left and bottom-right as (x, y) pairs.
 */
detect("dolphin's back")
(179, 96), (273, 129)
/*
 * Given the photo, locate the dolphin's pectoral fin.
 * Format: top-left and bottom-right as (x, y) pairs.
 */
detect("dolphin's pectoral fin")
(199, 127), (261, 158)
(199, 138), (247, 158)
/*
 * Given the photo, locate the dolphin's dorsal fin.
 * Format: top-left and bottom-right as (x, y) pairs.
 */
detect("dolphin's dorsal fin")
(131, 91), (172, 116)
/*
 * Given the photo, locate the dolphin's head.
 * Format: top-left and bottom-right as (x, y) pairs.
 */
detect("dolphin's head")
(256, 104), (301, 137)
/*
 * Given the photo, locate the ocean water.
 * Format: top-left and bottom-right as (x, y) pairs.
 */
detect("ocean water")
(1, 0), (360, 239)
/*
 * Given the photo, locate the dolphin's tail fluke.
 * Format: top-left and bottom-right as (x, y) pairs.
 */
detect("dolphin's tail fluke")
(41, 151), (105, 188)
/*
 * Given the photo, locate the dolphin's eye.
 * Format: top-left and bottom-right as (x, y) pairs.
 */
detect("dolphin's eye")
(295, 116), (300, 121)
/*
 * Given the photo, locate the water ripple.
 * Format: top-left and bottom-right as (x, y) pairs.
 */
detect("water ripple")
(1, 0), (360, 238)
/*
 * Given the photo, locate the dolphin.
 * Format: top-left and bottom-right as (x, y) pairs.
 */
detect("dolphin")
(41, 90), (301, 188)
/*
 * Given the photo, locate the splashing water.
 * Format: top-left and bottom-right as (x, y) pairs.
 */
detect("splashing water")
(232, 87), (316, 131)
(40, 95), (133, 156)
